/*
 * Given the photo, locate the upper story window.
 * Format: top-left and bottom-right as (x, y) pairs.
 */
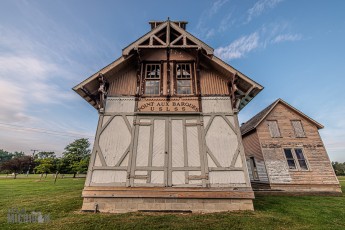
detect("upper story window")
(284, 148), (308, 170)
(176, 63), (192, 95)
(291, 120), (306, 137)
(144, 64), (161, 95)
(267, 120), (281, 138)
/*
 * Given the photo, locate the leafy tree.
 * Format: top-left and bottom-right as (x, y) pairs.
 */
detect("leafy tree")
(0, 149), (13, 165)
(332, 161), (345, 176)
(13, 151), (25, 158)
(34, 158), (54, 175)
(0, 156), (34, 178)
(35, 151), (56, 159)
(63, 138), (91, 177)
(71, 158), (90, 175)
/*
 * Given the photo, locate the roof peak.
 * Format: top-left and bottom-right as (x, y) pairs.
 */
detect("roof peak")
(149, 20), (188, 30)
(240, 98), (324, 136)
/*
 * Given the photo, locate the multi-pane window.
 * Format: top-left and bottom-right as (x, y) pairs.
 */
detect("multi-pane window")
(144, 64), (161, 95)
(176, 63), (192, 94)
(291, 120), (306, 137)
(284, 149), (297, 169)
(267, 120), (281, 138)
(284, 148), (308, 170)
(295, 148), (308, 170)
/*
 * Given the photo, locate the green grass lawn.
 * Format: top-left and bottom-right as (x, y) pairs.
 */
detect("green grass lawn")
(0, 176), (344, 230)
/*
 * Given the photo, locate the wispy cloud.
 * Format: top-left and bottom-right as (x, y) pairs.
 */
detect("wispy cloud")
(218, 13), (234, 32)
(272, 33), (302, 43)
(247, 0), (284, 23)
(194, 0), (231, 39)
(215, 32), (259, 60)
(215, 22), (302, 60)
(209, 0), (230, 17)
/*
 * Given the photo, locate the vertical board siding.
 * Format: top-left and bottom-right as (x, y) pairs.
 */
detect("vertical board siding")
(186, 126), (200, 167)
(108, 68), (137, 96)
(171, 120), (184, 167)
(152, 120), (165, 167)
(136, 125), (150, 166)
(200, 69), (229, 95)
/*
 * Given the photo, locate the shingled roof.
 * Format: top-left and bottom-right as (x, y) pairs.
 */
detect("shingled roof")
(240, 98), (324, 136)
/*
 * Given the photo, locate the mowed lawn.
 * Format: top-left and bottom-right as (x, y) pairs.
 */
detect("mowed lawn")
(0, 175), (344, 230)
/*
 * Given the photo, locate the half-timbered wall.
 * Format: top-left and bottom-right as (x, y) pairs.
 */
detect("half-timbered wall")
(201, 97), (250, 187)
(256, 103), (339, 186)
(85, 96), (251, 189)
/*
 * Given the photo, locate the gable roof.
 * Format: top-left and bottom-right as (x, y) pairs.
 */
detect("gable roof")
(122, 20), (214, 56)
(73, 20), (263, 110)
(240, 98), (324, 136)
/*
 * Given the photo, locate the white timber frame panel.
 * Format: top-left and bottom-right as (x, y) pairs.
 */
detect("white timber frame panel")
(201, 97), (251, 188)
(85, 96), (251, 189)
(129, 115), (207, 187)
(85, 97), (136, 187)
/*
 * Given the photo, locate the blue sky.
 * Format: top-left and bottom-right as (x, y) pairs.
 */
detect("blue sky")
(0, 0), (344, 161)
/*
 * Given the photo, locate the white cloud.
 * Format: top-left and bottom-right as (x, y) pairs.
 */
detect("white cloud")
(215, 32), (259, 60)
(205, 29), (216, 39)
(209, 0), (229, 17)
(273, 33), (302, 43)
(247, 0), (284, 23)
(218, 13), (234, 32)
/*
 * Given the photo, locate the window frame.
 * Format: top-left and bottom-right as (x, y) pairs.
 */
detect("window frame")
(283, 147), (309, 171)
(173, 61), (195, 96)
(142, 62), (163, 96)
(267, 120), (282, 138)
(249, 156), (260, 181)
(291, 120), (306, 138)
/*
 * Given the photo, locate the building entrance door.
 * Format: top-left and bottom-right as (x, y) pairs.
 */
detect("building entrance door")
(130, 116), (207, 187)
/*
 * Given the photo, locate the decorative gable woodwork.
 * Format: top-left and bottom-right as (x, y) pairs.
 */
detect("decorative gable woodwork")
(122, 20), (213, 56)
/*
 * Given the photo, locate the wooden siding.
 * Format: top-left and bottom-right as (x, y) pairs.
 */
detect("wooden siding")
(200, 69), (229, 95)
(256, 103), (339, 185)
(108, 68), (137, 96)
(242, 131), (269, 182)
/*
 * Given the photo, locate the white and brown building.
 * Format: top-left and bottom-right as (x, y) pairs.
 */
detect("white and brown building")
(241, 99), (341, 195)
(73, 20), (263, 213)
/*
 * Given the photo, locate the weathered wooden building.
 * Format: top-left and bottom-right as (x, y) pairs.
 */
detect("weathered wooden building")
(241, 99), (341, 194)
(73, 20), (263, 213)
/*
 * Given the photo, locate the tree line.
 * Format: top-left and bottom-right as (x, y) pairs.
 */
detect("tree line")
(332, 161), (345, 176)
(0, 138), (91, 179)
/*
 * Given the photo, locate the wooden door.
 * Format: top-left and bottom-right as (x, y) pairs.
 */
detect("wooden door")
(130, 116), (206, 187)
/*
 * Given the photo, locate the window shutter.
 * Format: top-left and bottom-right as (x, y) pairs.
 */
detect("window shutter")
(292, 120), (305, 137)
(267, 121), (281, 138)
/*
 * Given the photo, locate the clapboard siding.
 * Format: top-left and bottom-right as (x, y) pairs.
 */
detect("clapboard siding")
(256, 103), (338, 185)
